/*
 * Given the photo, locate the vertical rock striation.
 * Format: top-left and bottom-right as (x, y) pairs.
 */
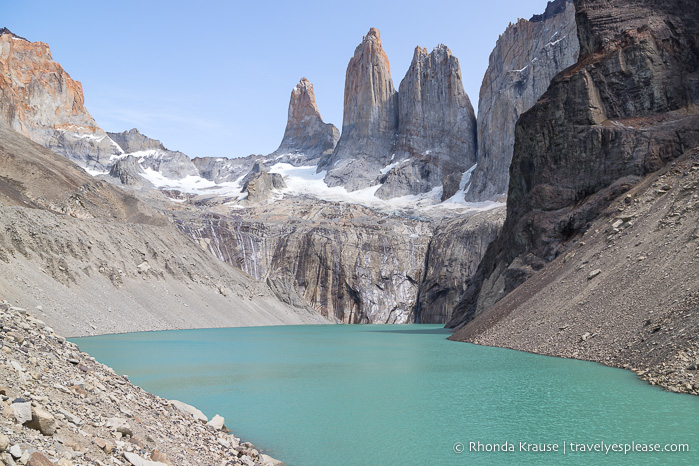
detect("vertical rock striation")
(376, 45), (477, 200)
(0, 29), (123, 170)
(271, 77), (339, 165)
(465, 0), (578, 201)
(417, 208), (504, 323)
(321, 28), (399, 191)
(448, 0), (699, 329)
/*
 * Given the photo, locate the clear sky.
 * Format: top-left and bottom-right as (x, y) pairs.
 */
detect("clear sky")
(3, 0), (554, 159)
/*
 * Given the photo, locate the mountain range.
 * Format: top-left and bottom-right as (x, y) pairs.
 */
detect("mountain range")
(0, 0), (697, 396)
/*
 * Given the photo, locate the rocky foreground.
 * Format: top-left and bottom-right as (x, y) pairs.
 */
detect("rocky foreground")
(0, 302), (283, 466)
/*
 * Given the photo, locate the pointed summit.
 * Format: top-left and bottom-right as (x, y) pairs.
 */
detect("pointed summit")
(321, 27), (399, 190)
(272, 77), (339, 164)
(376, 43), (477, 199)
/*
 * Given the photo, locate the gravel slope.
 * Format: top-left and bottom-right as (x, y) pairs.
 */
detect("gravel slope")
(451, 150), (699, 395)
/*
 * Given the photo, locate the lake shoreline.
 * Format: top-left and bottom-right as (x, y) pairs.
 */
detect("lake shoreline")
(0, 302), (284, 465)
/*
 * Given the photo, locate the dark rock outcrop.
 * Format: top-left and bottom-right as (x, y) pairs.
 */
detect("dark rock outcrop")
(376, 45), (477, 200)
(178, 201), (434, 323)
(271, 78), (339, 165)
(241, 162), (286, 202)
(320, 28), (399, 191)
(448, 0), (699, 329)
(465, 0), (578, 201)
(108, 154), (149, 187)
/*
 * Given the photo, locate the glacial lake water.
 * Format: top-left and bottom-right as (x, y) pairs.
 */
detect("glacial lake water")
(72, 325), (698, 465)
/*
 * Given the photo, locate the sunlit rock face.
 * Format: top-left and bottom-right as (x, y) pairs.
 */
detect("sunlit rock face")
(271, 77), (339, 166)
(0, 29), (123, 170)
(320, 27), (399, 191)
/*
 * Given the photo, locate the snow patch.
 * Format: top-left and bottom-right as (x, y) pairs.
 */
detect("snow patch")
(84, 168), (108, 176)
(139, 168), (246, 199)
(380, 161), (399, 175)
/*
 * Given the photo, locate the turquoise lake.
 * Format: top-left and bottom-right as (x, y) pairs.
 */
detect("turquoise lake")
(72, 325), (698, 465)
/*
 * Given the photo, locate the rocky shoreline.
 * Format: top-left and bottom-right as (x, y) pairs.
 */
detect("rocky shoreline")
(0, 301), (284, 466)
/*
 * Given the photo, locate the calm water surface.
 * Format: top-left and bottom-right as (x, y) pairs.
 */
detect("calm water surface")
(72, 325), (698, 465)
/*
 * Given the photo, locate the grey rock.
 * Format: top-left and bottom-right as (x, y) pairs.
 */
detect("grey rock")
(107, 128), (199, 181)
(241, 162), (286, 202)
(259, 454), (285, 466)
(9, 444), (21, 459)
(25, 406), (57, 436)
(170, 400), (208, 422)
(123, 452), (168, 466)
(12, 401), (32, 424)
(377, 45), (477, 200)
(271, 78), (339, 165)
(192, 154), (264, 184)
(109, 155), (149, 187)
(417, 208), (505, 323)
(107, 128), (165, 153)
(466, 0), (578, 201)
(107, 417), (133, 436)
(207, 414), (225, 431)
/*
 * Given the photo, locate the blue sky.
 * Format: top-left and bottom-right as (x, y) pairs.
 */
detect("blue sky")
(3, 0), (555, 158)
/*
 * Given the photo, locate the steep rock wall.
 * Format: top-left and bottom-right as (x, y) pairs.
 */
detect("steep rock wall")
(466, 0), (579, 201)
(449, 0), (699, 329)
(271, 77), (339, 165)
(376, 45), (477, 200)
(0, 30), (122, 170)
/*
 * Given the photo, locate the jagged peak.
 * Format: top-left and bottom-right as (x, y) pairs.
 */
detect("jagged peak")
(0, 28), (29, 42)
(530, 0), (572, 23)
(364, 27), (381, 43)
(351, 27), (392, 74)
(412, 46), (428, 60)
(289, 77), (322, 120)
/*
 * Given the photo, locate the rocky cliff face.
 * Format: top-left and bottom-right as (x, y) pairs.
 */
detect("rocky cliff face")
(0, 123), (326, 337)
(177, 201), (433, 323)
(240, 162), (286, 202)
(465, 0), (578, 201)
(0, 29), (122, 170)
(107, 127), (165, 153)
(376, 45), (477, 200)
(449, 0), (699, 329)
(271, 77), (339, 165)
(417, 208), (504, 323)
(191, 154), (263, 184)
(321, 28), (399, 191)
(108, 128), (199, 180)
(174, 197), (505, 324)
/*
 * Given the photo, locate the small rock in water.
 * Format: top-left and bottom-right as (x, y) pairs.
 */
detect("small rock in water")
(207, 414), (225, 431)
